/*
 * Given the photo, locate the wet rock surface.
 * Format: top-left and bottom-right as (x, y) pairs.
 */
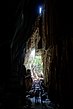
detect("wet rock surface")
(24, 80), (60, 109)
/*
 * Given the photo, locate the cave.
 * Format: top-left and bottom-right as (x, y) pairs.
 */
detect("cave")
(0, 0), (73, 109)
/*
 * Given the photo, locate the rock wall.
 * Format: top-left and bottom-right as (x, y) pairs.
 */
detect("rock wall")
(40, 1), (73, 108)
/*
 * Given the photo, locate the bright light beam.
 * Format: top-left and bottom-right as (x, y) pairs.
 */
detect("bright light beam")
(30, 48), (35, 58)
(39, 7), (42, 14)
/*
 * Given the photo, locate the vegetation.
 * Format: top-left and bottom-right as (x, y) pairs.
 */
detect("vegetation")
(33, 55), (43, 76)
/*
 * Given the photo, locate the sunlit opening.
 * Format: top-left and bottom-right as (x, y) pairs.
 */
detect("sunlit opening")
(39, 6), (42, 14)
(24, 48), (44, 81)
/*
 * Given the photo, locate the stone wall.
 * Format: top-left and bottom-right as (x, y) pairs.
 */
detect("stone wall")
(39, 1), (73, 108)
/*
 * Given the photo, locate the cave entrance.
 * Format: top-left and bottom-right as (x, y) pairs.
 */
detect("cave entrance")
(24, 48), (44, 81)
